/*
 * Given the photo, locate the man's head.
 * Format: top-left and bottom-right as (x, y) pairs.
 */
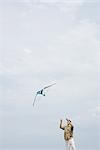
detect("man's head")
(66, 118), (71, 125)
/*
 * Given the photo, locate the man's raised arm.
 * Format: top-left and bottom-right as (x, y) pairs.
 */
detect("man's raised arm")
(60, 120), (65, 130)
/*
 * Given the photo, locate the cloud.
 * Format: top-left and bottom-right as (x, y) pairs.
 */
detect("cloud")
(89, 106), (100, 117)
(24, 48), (32, 54)
(1, 20), (99, 78)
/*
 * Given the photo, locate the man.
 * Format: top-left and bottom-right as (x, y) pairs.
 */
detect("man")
(60, 118), (76, 150)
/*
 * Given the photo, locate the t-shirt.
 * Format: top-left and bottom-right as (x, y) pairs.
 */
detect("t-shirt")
(64, 123), (73, 141)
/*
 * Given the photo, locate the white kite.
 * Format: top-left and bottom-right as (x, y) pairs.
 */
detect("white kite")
(33, 83), (56, 107)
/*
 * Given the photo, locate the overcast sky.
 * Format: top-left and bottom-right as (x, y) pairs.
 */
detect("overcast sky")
(0, 0), (100, 150)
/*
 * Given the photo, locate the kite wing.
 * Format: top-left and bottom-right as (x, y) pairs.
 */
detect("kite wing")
(44, 83), (56, 89)
(33, 94), (38, 107)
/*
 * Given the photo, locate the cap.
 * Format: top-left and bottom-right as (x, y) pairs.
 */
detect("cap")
(66, 118), (71, 122)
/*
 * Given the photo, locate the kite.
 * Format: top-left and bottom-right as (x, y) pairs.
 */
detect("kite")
(33, 83), (56, 107)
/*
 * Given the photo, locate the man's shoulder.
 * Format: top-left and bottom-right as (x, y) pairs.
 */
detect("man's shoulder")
(69, 123), (73, 127)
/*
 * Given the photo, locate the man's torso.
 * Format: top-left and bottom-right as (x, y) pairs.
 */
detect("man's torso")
(64, 124), (73, 141)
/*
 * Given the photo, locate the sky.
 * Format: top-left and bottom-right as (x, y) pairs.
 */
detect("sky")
(0, 0), (100, 150)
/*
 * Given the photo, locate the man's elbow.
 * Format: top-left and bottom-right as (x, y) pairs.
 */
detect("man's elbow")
(60, 126), (64, 130)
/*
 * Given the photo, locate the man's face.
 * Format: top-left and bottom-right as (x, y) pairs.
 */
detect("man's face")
(67, 120), (71, 125)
